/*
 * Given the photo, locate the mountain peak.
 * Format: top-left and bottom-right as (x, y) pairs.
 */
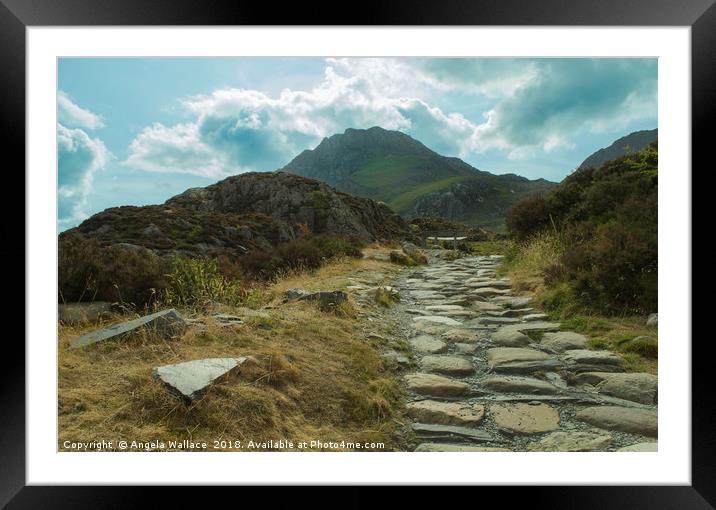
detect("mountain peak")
(281, 127), (555, 231)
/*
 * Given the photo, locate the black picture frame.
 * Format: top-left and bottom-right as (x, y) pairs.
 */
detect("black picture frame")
(2, 0), (708, 505)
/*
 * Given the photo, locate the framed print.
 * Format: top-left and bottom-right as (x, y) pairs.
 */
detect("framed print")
(2, 0), (711, 504)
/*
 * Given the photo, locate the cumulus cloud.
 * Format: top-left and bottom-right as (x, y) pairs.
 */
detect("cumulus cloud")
(123, 58), (657, 176)
(58, 123), (111, 227)
(58, 91), (104, 130)
(469, 59), (657, 156)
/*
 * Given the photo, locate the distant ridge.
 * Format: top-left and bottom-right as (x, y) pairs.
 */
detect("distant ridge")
(578, 129), (658, 171)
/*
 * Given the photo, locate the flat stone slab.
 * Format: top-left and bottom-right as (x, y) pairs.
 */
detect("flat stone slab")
(69, 308), (187, 349)
(411, 423), (495, 442)
(410, 291), (447, 300)
(523, 313), (549, 321)
(617, 442), (658, 452)
(434, 310), (478, 318)
(414, 443), (510, 452)
(479, 375), (560, 395)
(487, 347), (550, 367)
(413, 322), (452, 335)
(491, 403), (560, 434)
(425, 304), (465, 312)
(492, 296), (532, 309)
(420, 355), (475, 376)
(561, 350), (625, 373)
(598, 373), (658, 405)
(407, 400), (485, 427)
(413, 316), (462, 326)
(541, 331), (588, 352)
(527, 430), (613, 452)
(472, 287), (511, 297)
(491, 329), (531, 347)
(152, 357), (246, 401)
(471, 301), (504, 312)
(575, 406), (658, 437)
(405, 373), (470, 397)
(409, 335), (448, 354)
(440, 329), (481, 344)
(467, 280), (512, 289)
(579, 372), (658, 405)
(499, 322), (561, 334)
(478, 316), (521, 325)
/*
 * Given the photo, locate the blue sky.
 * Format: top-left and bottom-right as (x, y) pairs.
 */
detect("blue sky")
(57, 57), (657, 230)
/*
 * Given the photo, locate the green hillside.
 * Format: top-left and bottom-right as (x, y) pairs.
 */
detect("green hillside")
(281, 127), (555, 229)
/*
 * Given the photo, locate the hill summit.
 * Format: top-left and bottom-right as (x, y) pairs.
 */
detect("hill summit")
(281, 126), (556, 231)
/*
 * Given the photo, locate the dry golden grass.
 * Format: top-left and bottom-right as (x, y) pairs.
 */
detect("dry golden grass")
(58, 245), (410, 452)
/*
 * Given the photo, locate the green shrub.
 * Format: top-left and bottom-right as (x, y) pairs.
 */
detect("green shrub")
(163, 256), (244, 309)
(620, 336), (658, 358)
(58, 232), (168, 308)
(239, 234), (364, 279)
(505, 143), (657, 315)
(375, 287), (400, 307)
(506, 194), (552, 240)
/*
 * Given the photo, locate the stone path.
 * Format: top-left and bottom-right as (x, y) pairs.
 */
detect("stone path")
(391, 250), (658, 452)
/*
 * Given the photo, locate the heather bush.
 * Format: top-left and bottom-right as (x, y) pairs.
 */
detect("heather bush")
(505, 143), (658, 315)
(58, 232), (168, 308)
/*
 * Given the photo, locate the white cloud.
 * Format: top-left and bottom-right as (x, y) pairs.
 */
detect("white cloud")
(58, 91), (104, 130)
(58, 123), (111, 226)
(123, 123), (230, 178)
(123, 58), (657, 176)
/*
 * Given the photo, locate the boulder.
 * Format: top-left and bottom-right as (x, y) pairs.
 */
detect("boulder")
(575, 406), (658, 437)
(152, 357), (247, 401)
(540, 331), (588, 352)
(68, 309), (187, 349)
(491, 328), (531, 347)
(284, 289), (348, 306)
(580, 372), (658, 405)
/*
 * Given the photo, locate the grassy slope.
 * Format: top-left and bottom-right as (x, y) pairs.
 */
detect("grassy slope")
(471, 239), (658, 375)
(58, 250), (411, 452)
(389, 176), (475, 212)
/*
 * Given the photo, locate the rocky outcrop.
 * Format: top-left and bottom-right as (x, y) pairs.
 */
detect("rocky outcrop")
(166, 171), (413, 243)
